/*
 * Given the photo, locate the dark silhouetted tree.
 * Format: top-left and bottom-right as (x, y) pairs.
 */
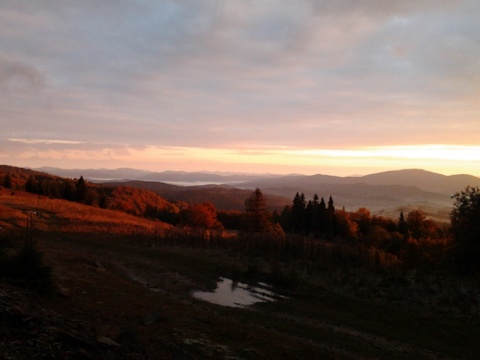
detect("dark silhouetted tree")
(450, 186), (480, 274)
(63, 179), (76, 201)
(278, 205), (293, 233)
(327, 196), (335, 215)
(98, 190), (108, 209)
(309, 194), (321, 236)
(291, 192), (306, 234)
(318, 197), (327, 237)
(244, 188), (271, 233)
(326, 196), (336, 238)
(75, 176), (88, 203)
(2, 173), (12, 189)
(217, 210), (243, 230)
(25, 176), (39, 194)
(398, 210), (408, 237)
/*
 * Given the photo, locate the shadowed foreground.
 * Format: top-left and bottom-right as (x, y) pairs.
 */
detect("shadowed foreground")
(1, 192), (479, 359)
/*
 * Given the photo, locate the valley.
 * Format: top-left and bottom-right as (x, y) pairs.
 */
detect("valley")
(1, 166), (480, 358)
(37, 167), (475, 220)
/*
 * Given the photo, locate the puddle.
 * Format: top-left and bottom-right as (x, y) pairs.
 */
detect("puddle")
(192, 277), (287, 308)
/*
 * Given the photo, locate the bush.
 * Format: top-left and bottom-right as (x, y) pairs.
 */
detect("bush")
(450, 186), (480, 275)
(0, 237), (54, 295)
(268, 261), (299, 289)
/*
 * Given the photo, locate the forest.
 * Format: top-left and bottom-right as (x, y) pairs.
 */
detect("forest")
(1, 165), (480, 359)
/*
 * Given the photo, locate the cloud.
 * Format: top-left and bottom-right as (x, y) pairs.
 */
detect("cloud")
(0, 138), (148, 166)
(0, 56), (45, 90)
(1, 0), (479, 175)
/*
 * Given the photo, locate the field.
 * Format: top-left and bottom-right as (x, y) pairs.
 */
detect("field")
(1, 190), (479, 359)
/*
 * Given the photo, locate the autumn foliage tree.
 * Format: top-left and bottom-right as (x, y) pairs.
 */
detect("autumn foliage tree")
(183, 202), (223, 229)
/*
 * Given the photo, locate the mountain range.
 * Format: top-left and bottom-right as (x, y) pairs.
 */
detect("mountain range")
(34, 167), (280, 184)
(35, 167), (480, 221)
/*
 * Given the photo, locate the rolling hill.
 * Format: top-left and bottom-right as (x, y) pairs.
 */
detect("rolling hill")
(30, 166), (480, 220)
(105, 181), (291, 212)
(36, 167), (280, 184)
(235, 169), (480, 219)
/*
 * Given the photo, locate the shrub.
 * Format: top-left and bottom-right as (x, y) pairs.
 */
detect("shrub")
(0, 235), (54, 295)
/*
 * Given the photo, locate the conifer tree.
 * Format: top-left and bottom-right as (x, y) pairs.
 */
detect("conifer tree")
(327, 196), (335, 214)
(307, 194), (319, 236)
(326, 196), (336, 238)
(244, 188), (271, 233)
(291, 192), (306, 234)
(75, 176), (88, 203)
(305, 200), (314, 235)
(398, 210), (408, 237)
(318, 197), (327, 238)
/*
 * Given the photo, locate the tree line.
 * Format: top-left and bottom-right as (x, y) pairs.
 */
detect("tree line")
(3, 171), (479, 275)
(241, 187), (480, 276)
(17, 174), (223, 230)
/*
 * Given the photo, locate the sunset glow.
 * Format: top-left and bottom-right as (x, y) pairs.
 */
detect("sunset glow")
(1, 1), (479, 177)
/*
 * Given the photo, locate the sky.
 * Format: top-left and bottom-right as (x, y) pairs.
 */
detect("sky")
(1, 0), (480, 177)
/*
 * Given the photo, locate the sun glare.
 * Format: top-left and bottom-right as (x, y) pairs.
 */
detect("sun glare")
(370, 145), (480, 161)
(131, 144), (480, 176)
(5, 140), (480, 177)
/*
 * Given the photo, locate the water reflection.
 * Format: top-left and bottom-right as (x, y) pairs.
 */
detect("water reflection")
(192, 277), (287, 308)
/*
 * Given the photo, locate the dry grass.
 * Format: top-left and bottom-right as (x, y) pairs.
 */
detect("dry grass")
(0, 191), (171, 235)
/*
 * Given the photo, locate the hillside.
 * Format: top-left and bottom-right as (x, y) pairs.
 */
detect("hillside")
(21, 166), (480, 220)
(106, 181), (291, 211)
(0, 190), (171, 236)
(1, 188), (479, 359)
(236, 169), (480, 219)
(34, 166), (480, 220)
(0, 166), (180, 221)
(356, 169), (480, 195)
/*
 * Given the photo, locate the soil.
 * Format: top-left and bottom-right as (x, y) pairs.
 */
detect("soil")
(1, 230), (479, 359)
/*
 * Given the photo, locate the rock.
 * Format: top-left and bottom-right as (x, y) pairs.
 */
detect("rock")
(97, 335), (121, 347)
(57, 287), (70, 297)
(142, 312), (166, 325)
(93, 260), (105, 271)
(61, 328), (95, 347)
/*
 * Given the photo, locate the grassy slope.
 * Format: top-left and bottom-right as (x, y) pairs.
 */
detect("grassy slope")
(1, 191), (478, 359)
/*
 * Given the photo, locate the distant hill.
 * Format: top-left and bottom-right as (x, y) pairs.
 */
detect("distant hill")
(35, 167), (152, 181)
(36, 167), (281, 184)
(237, 169), (480, 195)
(353, 169), (480, 195)
(106, 181), (291, 211)
(1, 165), (53, 180)
(138, 171), (282, 185)
(28, 166), (480, 220)
(236, 169), (480, 220)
